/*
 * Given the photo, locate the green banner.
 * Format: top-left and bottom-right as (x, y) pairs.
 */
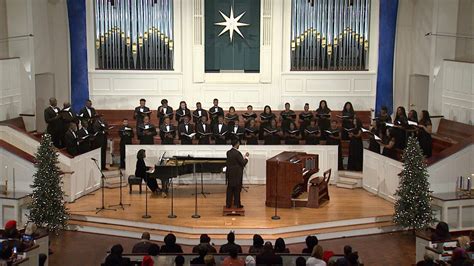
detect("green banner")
(205, 0), (260, 72)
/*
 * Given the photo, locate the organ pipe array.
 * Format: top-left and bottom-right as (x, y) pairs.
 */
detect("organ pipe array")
(94, 0), (174, 70)
(291, 0), (370, 71)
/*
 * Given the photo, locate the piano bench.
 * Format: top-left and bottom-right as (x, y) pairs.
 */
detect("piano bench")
(128, 175), (143, 194)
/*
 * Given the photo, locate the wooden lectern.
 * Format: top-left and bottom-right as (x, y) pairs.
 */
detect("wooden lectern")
(266, 152), (319, 208)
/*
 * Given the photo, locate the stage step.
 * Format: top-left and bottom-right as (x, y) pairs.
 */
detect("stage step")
(336, 171), (363, 189)
(336, 180), (359, 189)
(67, 217), (397, 246)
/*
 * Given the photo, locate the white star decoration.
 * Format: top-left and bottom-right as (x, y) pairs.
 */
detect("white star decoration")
(214, 6), (250, 41)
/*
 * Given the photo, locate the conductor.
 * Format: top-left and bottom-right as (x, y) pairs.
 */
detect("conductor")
(225, 139), (249, 209)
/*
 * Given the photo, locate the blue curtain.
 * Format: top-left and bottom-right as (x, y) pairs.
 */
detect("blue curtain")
(375, 0), (399, 116)
(67, 0), (89, 113)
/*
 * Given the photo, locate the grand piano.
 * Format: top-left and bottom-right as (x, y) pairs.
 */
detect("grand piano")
(266, 151), (319, 208)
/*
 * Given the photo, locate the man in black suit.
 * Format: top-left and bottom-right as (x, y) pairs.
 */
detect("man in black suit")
(77, 120), (92, 154)
(256, 242), (283, 265)
(78, 99), (97, 131)
(208, 98), (224, 127)
(219, 232), (243, 254)
(192, 102), (208, 124)
(178, 115), (194, 145)
(225, 140), (249, 209)
(196, 116), (211, 144)
(119, 118), (134, 169)
(131, 232), (154, 254)
(137, 116), (157, 144)
(92, 117), (110, 170)
(160, 116), (176, 145)
(59, 102), (77, 148)
(213, 116), (228, 145)
(157, 99), (174, 126)
(44, 97), (62, 147)
(134, 98), (151, 129)
(64, 122), (79, 156)
(228, 119), (245, 142)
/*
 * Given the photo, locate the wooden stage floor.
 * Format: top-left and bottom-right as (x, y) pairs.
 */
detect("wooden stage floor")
(67, 184), (394, 230)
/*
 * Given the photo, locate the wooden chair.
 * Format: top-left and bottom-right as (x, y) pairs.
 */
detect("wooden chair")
(307, 169), (331, 208)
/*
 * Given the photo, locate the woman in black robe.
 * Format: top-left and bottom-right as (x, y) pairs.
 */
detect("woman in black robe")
(259, 105), (276, 139)
(264, 119), (281, 145)
(225, 106), (239, 128)
(299, 103), (314, 138)
(381, 128), (398, 160)
(304, 119), (321, 145)
(326, 120), (344, 170)
(418, 110), (433, 158)
(284, 121), (300, 145)
(315, 100), (331, 139)
(135, 149), (159, 193)
(347, 117), (363, 171)
(245, 119), (259, 145)
(341, 102), (355, 140)
(393, 106), (409, 149)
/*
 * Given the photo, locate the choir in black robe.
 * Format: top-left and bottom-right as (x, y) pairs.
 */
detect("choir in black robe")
(341, 110), (354, 140)
(138, 123), (157, 144)
(393, 115), (408, 149)
(209, 106), (224, 127)
(212, 123), (228, 145)
(326, 128), (343, 170)
(44, 106), (62, 147)
(196, 122), (211, 144)
(59, 108), (77, 148)
(228, 125), (245, 142)
(92, 118), (109, 169)
(382, 136), (398, 160)
(315, 108), (331, 139)
(175, 108), (191, 124)
(225, 113), (239, 128)
(418, 121), (432, 158)
(245, 126), (259, 145)
(160, 123), (176, 145)
(259, 113), (275, 139)
(299, 111), (314, 137)
(178, 122), (194, 144)
(368, 127), (381, 154)
(64, 129), (79, 156)
(347, 127), (363, 171)
(134, 106), (151, 128)
(285, 128), (300, 145)
(280, 110), (296, 131)
(157, 106), (174, 125)
(77, 127), (92, 154)
(192, 108), (208, 124)
(264, 126), (281, 145)
(242, 112), (257, 126)
(119, 126), (134, 168)
(304, 126), (320, 145)
(78, 106), (97, 131)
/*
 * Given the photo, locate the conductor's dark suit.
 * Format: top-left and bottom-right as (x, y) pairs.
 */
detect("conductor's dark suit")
(225, 148), (248, 208)
(44, 106), (61, 147)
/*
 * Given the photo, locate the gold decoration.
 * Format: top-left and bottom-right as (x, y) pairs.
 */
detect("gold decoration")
(95, 40), (100, 49)
(138, 36), (143, 46)
(322, 37), (326, 47)
(291, 40), (296, 51)
(169, 40), (174, 51)
(126, 37), (131, 45)
(132, 43), (137, 54)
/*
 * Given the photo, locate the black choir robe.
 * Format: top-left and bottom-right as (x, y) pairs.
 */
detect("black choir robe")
(76, 127), (92, 154)
(228, 125), (245, 142)
(192, 109), (208, 124)
(92, 119), (109, 169)
(134, 106), (151, 127)
(59, 108), (77, 148)
(119, 126), (134, 169)
(78, 106), (97, 131)
(212, 123), (228, 145)
(244, 127), (259, 145)
(175, 108), (191, 124)
(280, 110), (296, 131)
(137, 123), (157, 144)
(64, 129), (79, 156)
(157, 106), (174, 125)
(178, 122), (194, 144)
(326, 128), (344, 170)
(196, 122), (211, 144)
(160, 124), (176, 145)
(208, 106), (224, 127)
(44, 106), (62, 147)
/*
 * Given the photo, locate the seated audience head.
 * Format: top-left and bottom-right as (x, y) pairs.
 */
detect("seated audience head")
(295, 256), (306, 266)
(433, 221), (450, 240)
(139, 98), (146, 106)
(199, 234), (211, 244)
(319, 100), (328, 110)
(263, 241), (273, 253)
(137, 149), (146, 160)
(141, 232), (151, 240)
(143, 116), (150, 124)
(285, 102), (291, 110)
(343, 245), (352, 257)
(457, 236), (470, 250)
(3, 220), (18, 238)
(198, 245), (208, 257)
(245, 255), (256, 266)
(85, 99), (92, 108)
(213, 98), (219, 106)
(343, 102), (354, 113)
(161, 99), (168, 106)
(204, 254), (216, 266)
(175, 255), (185, 266)
(264, 105), (272, 114)
(229, 247), (238, 259)
(164, 233), (177, 246)
(304, 103), (309, 111)
(305, 235), (318, 251)
(274, 238), (287, 252)
(229, 106), (235, 113)
(422, 252), (435, 264)
(110, 244), (124, 256)
(451, 247), (468, 263)
(148, 244), (160, 256)
(252, 234), (264, 248)
(247, 105), (253, 111)
(311, 245), (324, 259)
(227, 231), (236, 244)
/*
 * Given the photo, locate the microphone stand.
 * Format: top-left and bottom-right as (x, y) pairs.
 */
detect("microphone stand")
(91, 159), (116, 214)
(271, 160), (280, 220)
(142, 174), (151, 219)
(109, 169), (131, 210)
(192, 162), (200, 219)
(168, 158), (177, 219)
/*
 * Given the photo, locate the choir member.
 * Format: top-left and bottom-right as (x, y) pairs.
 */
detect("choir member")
(418, 110), (433, 158)
(341, 101), (355, 140)
(176, 101), (191, 125)
(78, 99), (97, 131)
(209, 98), (224, 127)
(280, 102), (296, 131)
(225, 106), (239, 128)
(393, 106), (409, 149)
(178, 115), (194, 145)
(368, 121), (386, 154)
(77, 120), (92, 154)
(59, 102), (77, 148)
(64, 122), (79, 156)
(299, 103), (314, 137)
(377, 106), (392, 124)
(381, 128), (398, 160)
(119, 118), (134, 169)
(304, 119), (321, 145)
(134, 98), (151, 129)
(160, 116), (176, 145)
(135, 149), (159, 194)
(315, 100), (331, 138)
(192, 102), (208, 124)
(212, 115), (228, 145)
(245, 119), (259, 145)
(408, 109), (418, 123)
(242, 105), (257, 126)
(326, 120), (343, 170)
(285, 121), (300, 145)
(196, 115), (211, 144)
(228, 119), (245, 142)
(137, 116), (157, 144)
(347, 117), (363, 171)
(92, 116), (110, 170)
(407, 109), (419, 138)
(44, 97), (62, 148)
(264, 119), (281, 145)
(259, 105), (275, 139)
(157, 99), (174, 126)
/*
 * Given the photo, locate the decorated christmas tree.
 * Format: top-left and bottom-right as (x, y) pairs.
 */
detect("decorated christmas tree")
(393, 136), (435, 230)
(28, 134), (69, 234)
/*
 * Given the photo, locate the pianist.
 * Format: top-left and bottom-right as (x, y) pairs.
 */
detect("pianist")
(135, 149), (159, 194)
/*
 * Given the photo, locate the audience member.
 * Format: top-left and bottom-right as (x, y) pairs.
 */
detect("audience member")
(451, 247), (471, 266)
(174, 255), (185, 266)
(192, 234), (217, 254)
(255, 241), (283, 266)
(219, 232), (242, 254)
(416, 253), (438, 266)
(104, 244), (131, 266)
(295, 256), (306, 266)
(0, 240), (12, 266)
(274, 237), (290, 253)
(222, 247), (244, 266)
(160, 234), (183, 253)
(132, 232), (154, 254)
(141, 244), (160, 266)
(302, 235), (319, 253)
(190, 245), (207, 265)
(248, 234), (264, 254)
(204, 254), (216, 266)
(457, 236), (470, 250)
(306, 245), (327, 266)
(245, 255), (256, 266)
(432, 222), (451, 241)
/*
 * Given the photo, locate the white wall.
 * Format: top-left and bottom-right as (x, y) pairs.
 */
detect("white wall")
(0, 148), (36, 193)
(86, 0), (380, 111)
(455, 0), (474, 62)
